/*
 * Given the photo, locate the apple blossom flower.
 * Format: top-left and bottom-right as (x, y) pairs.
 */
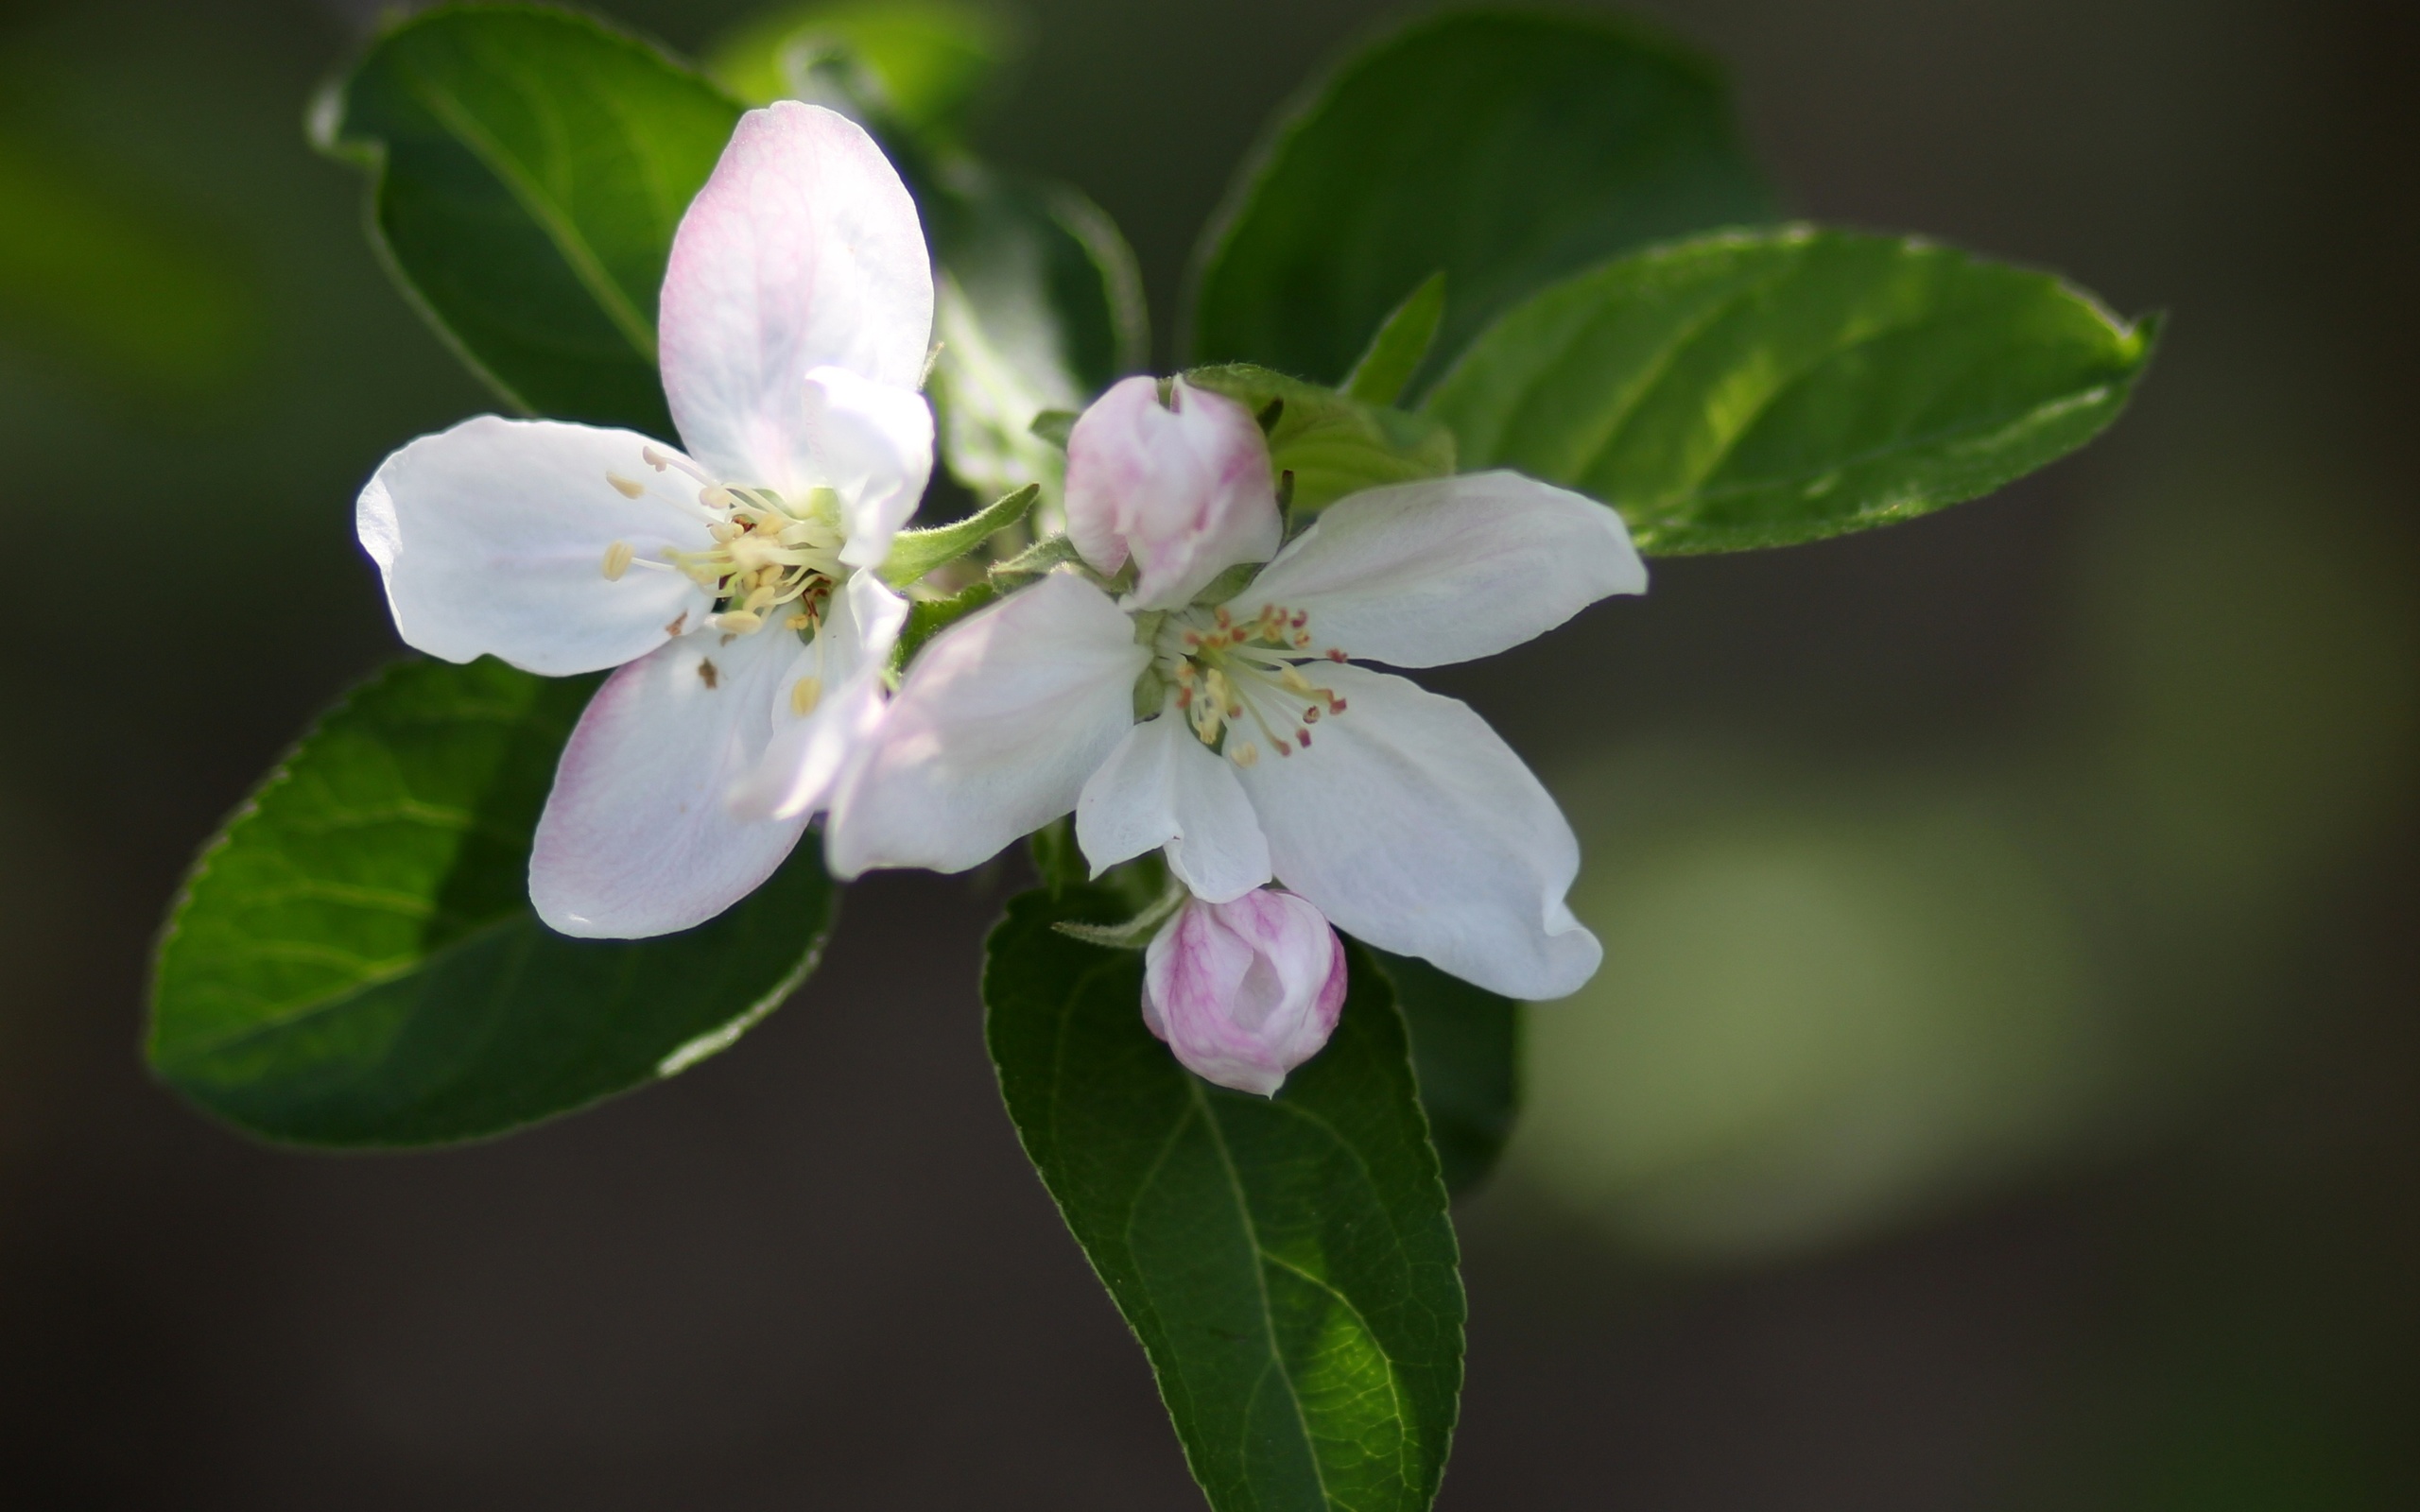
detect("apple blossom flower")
(1143, 887), (1347, 1096)
(355, 101), (932, 939)
(827, 378), (1647, 1000)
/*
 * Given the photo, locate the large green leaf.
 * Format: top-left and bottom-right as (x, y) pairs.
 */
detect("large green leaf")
(986, 886), (1463, 1512)
(148, 658), (833, 1147)
(311, 6), (743, 435)
(1187, 10), (1774, 389)
(1425, 228), (2159, 555)
(1376, 952), (1519, 1199)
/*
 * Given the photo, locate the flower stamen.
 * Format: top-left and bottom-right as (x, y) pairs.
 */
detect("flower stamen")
(1150, 598), (1351, 763)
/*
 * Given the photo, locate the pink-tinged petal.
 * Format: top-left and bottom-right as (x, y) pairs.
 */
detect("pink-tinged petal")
(659, 101), (933, 494)
(1076, 712), (1271, 902)
(529, 624), (808, 938)
(1233, 662), (1601, 1000)
(1142, 890), (1347, 1096)
(733, 571), (909, 822)
(1064, 376), (1282, 610)
(357, 417), (717, 676)
(823, 572), (1148, 877)
(801, 367), (934, 567)
(1241, 471), (1645, 668)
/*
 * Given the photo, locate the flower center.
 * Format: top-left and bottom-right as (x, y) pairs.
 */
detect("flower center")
(1151, 601), (1349, 767)
(601, 446), (848, 639)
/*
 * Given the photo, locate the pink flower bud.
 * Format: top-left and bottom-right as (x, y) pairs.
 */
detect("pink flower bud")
(1142, 889), (1347, 1096)
(1064, 375), (1283, 610)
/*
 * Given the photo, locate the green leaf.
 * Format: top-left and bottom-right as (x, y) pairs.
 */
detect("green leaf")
(1424, 228), (2158, 554)
(703, 0), (1011, 138)
(148, 658), (834, 1147)
(1188, 10), (1774, 389)
(986, 885), (1463, 1512)
(923, 156), (1148, 498)
(312, 7), (744, 434)
(880, 482), (1037, 586)
(1186, 363), (1454, 517)
(1340, 272), (1444, 408)
(1374, 952), (1519, 1198)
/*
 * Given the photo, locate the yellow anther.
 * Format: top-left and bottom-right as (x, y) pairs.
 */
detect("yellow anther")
(700, 484), (735, 510)
(643, 446), (672, 471)
(711, 522), (742, 542)
(743, 583), (779, 612)
(714, 610), (763, 634)
(1230, 742), (1260, 768)
(606, 472), (646, 500)
(601, 541), (634, 580)
(786, 612), (813, 630)
(790, 677), (822, 716)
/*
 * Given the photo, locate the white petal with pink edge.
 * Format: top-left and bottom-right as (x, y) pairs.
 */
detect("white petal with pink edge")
(1240, 471), (1645, 668)
(824, 572), (1149, 878)
(800, 366), (935, 568)
(733, 571), (909, 822)
(658, 101), (933, 496)
(1232, 662), (1600, 1000)
(357, 417), (717, 677)
(1076, 711), (1273, 902)
(529, 624), (809, 939)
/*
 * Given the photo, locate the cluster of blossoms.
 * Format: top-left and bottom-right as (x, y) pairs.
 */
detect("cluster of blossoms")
(358, 103), (1643, 1097)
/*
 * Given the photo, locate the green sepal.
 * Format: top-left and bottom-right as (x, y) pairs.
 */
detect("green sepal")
(988, 532), (1083, 585)
(879, 482), (1039, 586)
(896, 578), (997, 665)
(1028, 408), (1078, 449)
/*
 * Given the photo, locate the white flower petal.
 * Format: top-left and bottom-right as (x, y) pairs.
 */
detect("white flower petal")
(1076, 712), (1273, 902)
(1234, 662), (1601, 999)
(658, 101), (933, 494)
(529, 624), (809, 938)
(824, 573), (1149, 877)
(356, 417), (717, 676)
(1240, 470), (1646, 668)
(802, 367), (935, 568)
(1064, 375), (1282, 610)
(733, 571), (909, 822)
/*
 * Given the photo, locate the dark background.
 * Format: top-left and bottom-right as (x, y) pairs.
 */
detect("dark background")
(2, 0), (2414, 1505)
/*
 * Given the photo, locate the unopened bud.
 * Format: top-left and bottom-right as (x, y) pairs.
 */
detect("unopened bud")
(1142, 890), (1346, 1097)
(1064, 375), (1282, 610)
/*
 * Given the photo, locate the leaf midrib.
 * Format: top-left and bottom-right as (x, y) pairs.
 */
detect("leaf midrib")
(157, 905), (528, 1069)
(404, 60), (659, 362)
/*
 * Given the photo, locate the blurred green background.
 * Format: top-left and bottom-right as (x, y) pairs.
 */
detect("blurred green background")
(1, 0), (2413, 1505)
